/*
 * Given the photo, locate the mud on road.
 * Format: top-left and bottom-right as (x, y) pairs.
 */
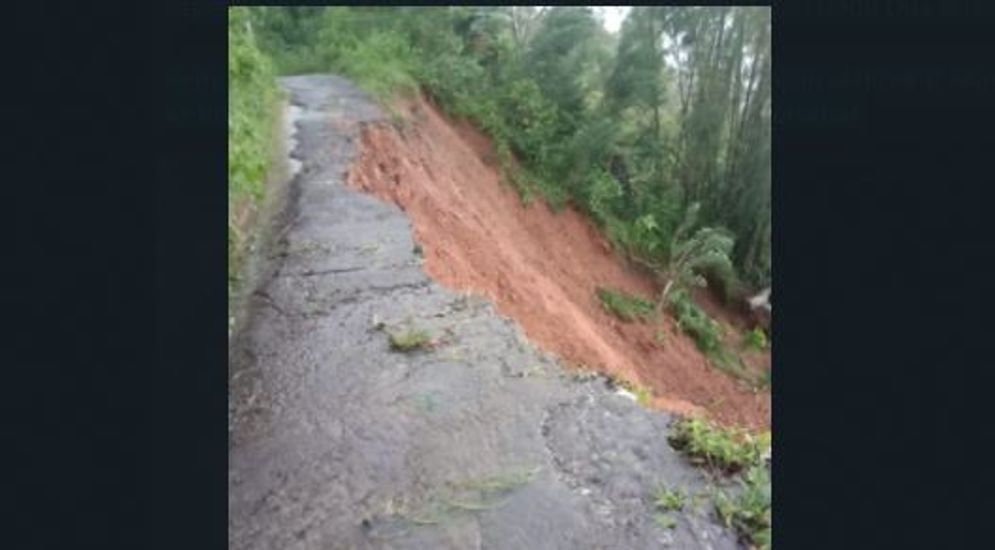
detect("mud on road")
(228, 75), (744, 549)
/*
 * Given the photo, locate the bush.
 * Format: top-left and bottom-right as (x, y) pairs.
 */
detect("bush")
(334, 32), (419, 102)
(744, 327), (768, 350)
(228, 8), (278, 202)
(667, 417), (770, 474)
(715, 465), (771, 550)
(667, 289), (722, 354)
(228, 8), (278, 301)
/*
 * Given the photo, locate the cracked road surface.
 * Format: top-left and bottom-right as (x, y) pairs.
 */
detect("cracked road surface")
(228, 75), (742, 550)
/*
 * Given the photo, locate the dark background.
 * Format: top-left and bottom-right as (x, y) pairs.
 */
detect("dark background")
(4, 1), (992, 548)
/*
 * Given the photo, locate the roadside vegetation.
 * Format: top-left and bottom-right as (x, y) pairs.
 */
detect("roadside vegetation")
(668, 416), (771, 549)
(247, 6), (770, 294)
(597, 287), (657, 323)
(228, 7), (280, 303)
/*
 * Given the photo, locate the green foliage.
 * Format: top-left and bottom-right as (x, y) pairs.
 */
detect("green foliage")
(334, 32), (419, 102)
(597, 287), (657, 323)
(248, 5), (770, 290)
(583, 168), (624, 225)
(714, 465), (772, 550)
(654, 487), (687, 512)
(228, 7), (278, 301)
(388, 327), (433, 352)
(667, 289), (722, 354)
(658, 203), (736, 302)
(229, 8), (278, 202)
(744, 327), (768, 350)
(667, 417), (771, 474)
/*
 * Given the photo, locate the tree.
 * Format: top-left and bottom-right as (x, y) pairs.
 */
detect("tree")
(653, 203), (735, 306)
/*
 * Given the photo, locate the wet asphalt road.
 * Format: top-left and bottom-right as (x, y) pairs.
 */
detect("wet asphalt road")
(228, 75), (742, 550)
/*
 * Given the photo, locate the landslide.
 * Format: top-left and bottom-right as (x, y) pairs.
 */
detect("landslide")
(347, 96), (770, 430)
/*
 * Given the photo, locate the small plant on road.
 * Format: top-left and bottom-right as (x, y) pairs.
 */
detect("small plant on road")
(654, 487), (686, 512)
(388, 327), (433, 352)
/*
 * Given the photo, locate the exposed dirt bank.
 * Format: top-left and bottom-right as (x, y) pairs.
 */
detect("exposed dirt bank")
(347, 97), (770, 430)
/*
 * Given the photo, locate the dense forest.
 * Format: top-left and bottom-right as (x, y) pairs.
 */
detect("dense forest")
(230, 5), (771, 310)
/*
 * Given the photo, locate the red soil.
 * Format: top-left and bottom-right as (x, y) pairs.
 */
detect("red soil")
(346, 97), (771, 430)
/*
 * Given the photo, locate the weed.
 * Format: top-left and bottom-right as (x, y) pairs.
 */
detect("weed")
(388, 327), (432, 352)
(667, 417), (771, 474)
(744, 327), (768, 350)
(714, 465), (771, 550)
(654, 513), (677, 530)
(654, 487), (686, 512)
(597, 287), (657, 323)
(654, 329), (668, 347)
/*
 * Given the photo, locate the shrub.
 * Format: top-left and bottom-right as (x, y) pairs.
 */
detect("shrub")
(715, 465), (771, 550)
(334, 32), (419, 102)
(597, 287), (657, 323)
(228, 8), (278, 301)
(667, 417), (770, 474)
(667, 289), (722, 354)
(744, 327), (768, 350)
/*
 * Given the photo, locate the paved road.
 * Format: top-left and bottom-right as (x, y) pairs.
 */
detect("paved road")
(228, 74), (741, 550)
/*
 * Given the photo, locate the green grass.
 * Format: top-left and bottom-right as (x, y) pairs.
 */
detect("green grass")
(714, 465), (771, 550)
(654, 487), (687, 512)
(667, 417), (771, 474)
(388, 328), (433, 352)
(743, 327), (768, 350)
(597, 287), (657, 323)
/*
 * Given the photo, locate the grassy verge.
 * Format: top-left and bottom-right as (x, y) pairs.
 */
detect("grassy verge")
(229, 8), (280, 306)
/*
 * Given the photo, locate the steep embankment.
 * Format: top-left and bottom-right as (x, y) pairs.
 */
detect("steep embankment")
(348, 97), (770, 429)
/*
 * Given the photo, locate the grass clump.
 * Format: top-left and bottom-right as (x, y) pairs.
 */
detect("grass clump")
(597, 287), (657, 323)
(652, 486), (686, 530)
(744, 327), (768, 350)
(715, 465), (771, 550)
(388, 327), (432, 352)
(667, 417), (770, 474)
(654, 487), (686, 512)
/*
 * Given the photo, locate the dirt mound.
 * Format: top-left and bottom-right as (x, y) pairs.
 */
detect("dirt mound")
(347, 97), (770, 430)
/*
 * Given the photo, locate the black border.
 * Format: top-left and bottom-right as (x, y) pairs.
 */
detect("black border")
(6, 2), (993, 548)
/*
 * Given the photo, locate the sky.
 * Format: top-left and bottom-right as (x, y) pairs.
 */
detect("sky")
(596, 6), (631, 34)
